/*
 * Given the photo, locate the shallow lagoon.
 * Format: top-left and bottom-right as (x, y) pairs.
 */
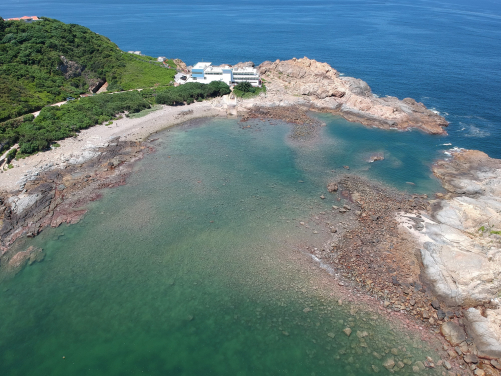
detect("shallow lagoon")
(0, 115), (445, 375)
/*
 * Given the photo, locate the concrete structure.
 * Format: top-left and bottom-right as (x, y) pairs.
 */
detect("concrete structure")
(7, 16), (40, 22)
(185, 62), (261, 87)
(157, 56), (166, 62)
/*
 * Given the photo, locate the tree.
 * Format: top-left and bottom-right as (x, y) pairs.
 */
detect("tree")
(234, 81), (254, 93)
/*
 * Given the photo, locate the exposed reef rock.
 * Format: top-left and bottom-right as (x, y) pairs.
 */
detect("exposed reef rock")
(400, 149), (501, 359)
(0, 138), (149, 254)
(239, 57), (448, 134)
(422, 149), (501, 307)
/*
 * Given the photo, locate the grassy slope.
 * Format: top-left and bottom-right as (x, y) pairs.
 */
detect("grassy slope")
(0, 17), (176, 122)
(119, 55), (176, 90)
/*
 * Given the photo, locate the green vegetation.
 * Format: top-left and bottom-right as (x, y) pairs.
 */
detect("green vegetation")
(233, 81), (266, 98)
(0, 91), (150, 155)
(0, 17), (176, 122)
(155, 82), (231, 105)
(5, 147), (17, 163)
(478, 226), (501, 235)
(0, 81), (231, 156)
(127, 104), (163, 119)
(0, 17), (233, 157)
(107, 54), (175, 92)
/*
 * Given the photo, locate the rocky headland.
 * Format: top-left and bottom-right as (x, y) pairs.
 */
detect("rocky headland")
(0, 56), (498, 374)
(305, 148), (501, 375)
(237, 57), (449, 135)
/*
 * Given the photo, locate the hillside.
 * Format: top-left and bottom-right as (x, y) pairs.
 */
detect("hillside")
(0, 17), (177, 122)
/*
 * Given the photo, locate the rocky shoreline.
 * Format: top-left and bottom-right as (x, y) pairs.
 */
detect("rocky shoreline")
(237, 57), (449, 135)
(0, 138), (150, 267)
(0, 58), (497, 375)
(298, 151), (501, 375)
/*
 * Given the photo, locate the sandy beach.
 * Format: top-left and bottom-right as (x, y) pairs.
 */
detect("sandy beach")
(0, 100), (226, 193)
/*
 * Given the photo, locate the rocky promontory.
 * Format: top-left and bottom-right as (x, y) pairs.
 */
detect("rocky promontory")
(414, 149), (501, 359)
(238, 57), (449, 134)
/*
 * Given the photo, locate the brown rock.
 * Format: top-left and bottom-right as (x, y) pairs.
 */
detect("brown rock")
(441, 322), (467, 346)
(491, 360), (501, 370)
(327, 182), (338, 192)
(478, 363), (500, 376)
(464, 354), (479, 364)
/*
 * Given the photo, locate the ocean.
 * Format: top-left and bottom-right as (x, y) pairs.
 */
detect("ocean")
(2, 0), (500, 157)
(0, 117), (445, 375)
(0, 1), (500, 375)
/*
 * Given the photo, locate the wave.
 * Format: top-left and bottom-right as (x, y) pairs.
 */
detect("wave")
(459, 123), (491, 138)
(430, 108), (448, 117)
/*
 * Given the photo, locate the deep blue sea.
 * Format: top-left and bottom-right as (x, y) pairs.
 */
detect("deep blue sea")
(2, 0), (500, 157)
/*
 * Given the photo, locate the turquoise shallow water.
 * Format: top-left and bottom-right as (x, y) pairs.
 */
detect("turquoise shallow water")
(0, 115), (443, 375)
(2, 0), (500, 157)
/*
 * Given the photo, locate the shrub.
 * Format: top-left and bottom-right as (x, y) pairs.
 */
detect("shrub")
(23, 114), (35, 122)
(155, 82), (230, 105)
(5, 148), (17, 163)
(234, 81), (254, 93)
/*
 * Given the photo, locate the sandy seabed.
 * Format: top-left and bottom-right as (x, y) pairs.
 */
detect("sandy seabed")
(0, 101), (226, 193)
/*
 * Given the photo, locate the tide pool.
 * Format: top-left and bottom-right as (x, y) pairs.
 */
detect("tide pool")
(0, 115), (444, 375)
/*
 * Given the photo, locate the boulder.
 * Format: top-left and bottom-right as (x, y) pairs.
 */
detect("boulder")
(327, 182), (338, 192)
(383, 357), (395, 370)
(465, 308), (501, 359)
(464, 353), (479, 364)
(440, 322), (466, 346)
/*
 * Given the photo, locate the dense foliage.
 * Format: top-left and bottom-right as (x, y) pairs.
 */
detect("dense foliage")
(233, 81), (266, 98)
(0, 17), (176, 122)
(0, 91), (150, 155)
(0, 17), (232, 157)
(0, 81), (231, 156)
(156, 82), (231, 105)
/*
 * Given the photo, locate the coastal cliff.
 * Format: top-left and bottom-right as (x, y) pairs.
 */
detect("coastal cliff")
(237, 57), (448, 135)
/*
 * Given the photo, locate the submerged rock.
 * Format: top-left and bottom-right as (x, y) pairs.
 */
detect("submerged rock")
(382, 357), (395, 370)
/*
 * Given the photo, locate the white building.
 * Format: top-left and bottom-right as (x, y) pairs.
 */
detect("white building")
(187, 62), (261, 87)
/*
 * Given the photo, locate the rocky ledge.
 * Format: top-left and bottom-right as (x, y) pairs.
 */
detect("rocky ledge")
(304, 149), (501, 373)
(0, 138), (150, 270)
(238, 57), (449, 134)
(414, 149), (501, 360)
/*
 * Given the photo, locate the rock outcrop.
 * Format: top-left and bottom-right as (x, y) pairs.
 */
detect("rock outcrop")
(401, 149), (501, 359)
(0, 138), (148, 255)
(240, 57), (448, 134)
(58, 56), (84, 79)
(419, 149), (501, 307)
(173, 58), (188, 73)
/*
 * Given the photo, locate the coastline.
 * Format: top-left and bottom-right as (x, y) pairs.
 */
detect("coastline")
(0, 101), (226, 193)
(0, 60), (499, 374)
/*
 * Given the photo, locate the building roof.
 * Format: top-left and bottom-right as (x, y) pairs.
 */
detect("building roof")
(7, 16), (39, 21)
(193, 62), (212, 70)
(233, 67), (258, 73)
